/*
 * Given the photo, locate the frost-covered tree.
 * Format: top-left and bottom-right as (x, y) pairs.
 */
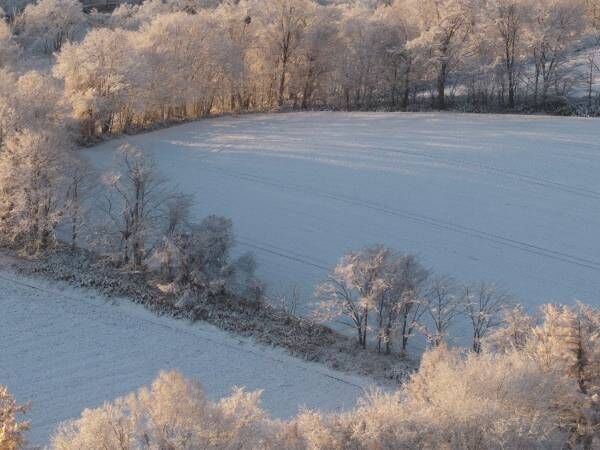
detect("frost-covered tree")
(0, 69), (73, 254)
(150, 193), (193, 278)
(291, 5), (339, 109)
(334, 6), (389, 110)
(316, 246), (389, 348)
(528, 0), (587, 108)
(0, 129), (73, 253)
(54, 28), (136, 139)
(405, 0), (474, 109)
(63, 162), (96, 251)
(150, 212), (262, 308)
(484, 304), (535, 352)
(462, 281), (512, 353)
(172, 215), (235, 298)
(527, 304), (600, 447)
(376, 1), (421, 110)
(292, 344), (578, 449)
(101, 144), (166, 268)
(421, 275), (460, 346)
(254, 0), (315, 107)
(376, 251), (428, 354)
(0, 386), (29, 450)
(0, 70), (65, 146)
(51, 371), (280, 450)
(483, 0), (532, 108)
(49, 303), (600, 450)
(15, 0), (86, 54)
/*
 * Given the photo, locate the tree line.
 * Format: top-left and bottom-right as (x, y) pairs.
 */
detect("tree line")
(0, 0), (599, 144)
(315, 245), (512, 354)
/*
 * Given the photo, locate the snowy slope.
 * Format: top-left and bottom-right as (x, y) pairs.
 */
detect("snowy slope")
(0, 271), (372, 445)
(562, 44), (600, 99)
(86, 112), (600, 314)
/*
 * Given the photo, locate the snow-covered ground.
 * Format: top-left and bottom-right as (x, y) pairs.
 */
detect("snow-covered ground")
(0, 271), (372, 445)
(86, 112), (600, 313)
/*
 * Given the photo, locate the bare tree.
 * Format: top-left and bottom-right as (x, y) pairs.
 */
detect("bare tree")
(586, 51), (600, 111)
(377, 252), (428, 354)
(488, 0), (528, 109)
(462, 281), (512, 353)
(102, 144), (166, 268)
(63, 161), (96, 251)
(529, 0), (585, 109)
(150, 193), (193, 279)
(422, 275), (460, 347)
(274, 284), (301, 316)
(264, 0), (313, 107)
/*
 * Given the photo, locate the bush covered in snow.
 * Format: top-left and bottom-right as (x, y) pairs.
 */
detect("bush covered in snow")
(51, 371), (281, 450)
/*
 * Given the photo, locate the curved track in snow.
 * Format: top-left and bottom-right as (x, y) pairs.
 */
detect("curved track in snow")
(86, 112), (600, 309)
(0, 271), (371, 445)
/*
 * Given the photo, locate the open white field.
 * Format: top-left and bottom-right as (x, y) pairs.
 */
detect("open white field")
(87, 112), (600, 312)
(0, 271), (371, 445)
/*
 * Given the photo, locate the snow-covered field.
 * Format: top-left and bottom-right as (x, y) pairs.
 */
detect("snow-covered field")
(87, 112), (600, 312)
(0, 271), (372, 445)
(5, 111), (600, 444)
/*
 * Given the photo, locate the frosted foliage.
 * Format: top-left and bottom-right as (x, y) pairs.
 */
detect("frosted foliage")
(0, 0), (595, 139)
(51, 371), (280, 450)
(484, 305), (535, 352)
(0, 385), (29, 450)
(0, 129), (73, 252)
(16, 0), (86, 54)
(0, 70), (64, 145)
(316, 246), (428, 352)
(41, 0), (596, 142)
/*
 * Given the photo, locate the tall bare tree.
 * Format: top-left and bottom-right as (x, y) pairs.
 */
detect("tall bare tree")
(462, 281), (511, 353)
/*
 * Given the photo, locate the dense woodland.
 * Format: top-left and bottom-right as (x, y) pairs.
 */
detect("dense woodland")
(0, 0), (599, 141)
(1, 1), (600, 449)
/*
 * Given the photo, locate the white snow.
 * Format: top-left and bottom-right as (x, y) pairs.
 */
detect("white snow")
(86, 112), (600, 314)
(0, 270), (372, 445)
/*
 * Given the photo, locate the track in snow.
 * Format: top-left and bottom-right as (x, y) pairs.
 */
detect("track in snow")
(0, 271), (371, 445)
(86, 112), (600, 312)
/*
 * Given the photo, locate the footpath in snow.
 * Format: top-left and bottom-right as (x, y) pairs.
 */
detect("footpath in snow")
(0, 271), (372, 445)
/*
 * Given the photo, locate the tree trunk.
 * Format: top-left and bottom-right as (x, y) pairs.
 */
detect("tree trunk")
(436, 62), (447, 110)
(401, 59), (411, 111)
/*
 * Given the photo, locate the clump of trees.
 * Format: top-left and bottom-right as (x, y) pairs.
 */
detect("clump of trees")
(316, 245), (514, 354)
(51, 371), (279, 450)
(0, 88), (260, 306)
(315, 246), (429, 353)
(48, 301), (600, 450)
